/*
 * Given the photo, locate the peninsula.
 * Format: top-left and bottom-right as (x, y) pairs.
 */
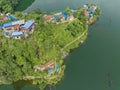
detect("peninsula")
(0, 1), (101, 89)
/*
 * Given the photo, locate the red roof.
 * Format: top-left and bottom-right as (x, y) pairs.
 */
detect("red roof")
(12, 25), (20, 29)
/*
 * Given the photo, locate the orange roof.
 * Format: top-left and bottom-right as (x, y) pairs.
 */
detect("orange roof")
(84, 11), (89, 17)
(12, 25), (20, 29)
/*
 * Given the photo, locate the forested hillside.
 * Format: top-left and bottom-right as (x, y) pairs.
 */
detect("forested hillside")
(0, 0), (35, 13)
(0, 3), (101, 89)
(0, 0), (19, 13)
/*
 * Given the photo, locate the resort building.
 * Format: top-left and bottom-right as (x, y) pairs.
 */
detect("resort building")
(83, 4), (97, 24)
(67, 14), (75, 21)
(1, 19), (35, 39)
(2, 20), (25, 30)
(43, 12), (68, 22)
(34, 60), (55, 71)
(8, 15), (17, 21)
(11, 31), (23, 39)
(21, 20), (35, 34)
(34, 60), (60, 74)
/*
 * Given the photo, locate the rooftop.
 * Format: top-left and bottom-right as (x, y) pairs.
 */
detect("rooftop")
(22, 20), (35, 29)
(8, 15), (17, 21)
(2, 20), (25, 28)
(61, 12), (68, 18)
(11, 31), (23, 36)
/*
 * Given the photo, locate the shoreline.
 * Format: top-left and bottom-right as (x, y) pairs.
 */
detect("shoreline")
(0, 3), (101, 90)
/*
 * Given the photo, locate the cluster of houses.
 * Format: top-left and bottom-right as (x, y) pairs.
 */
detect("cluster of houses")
(0, 19), (35, 39)
(0, 5), (97, 39)
(0, 11), (75, 39)
(83, 4), (97, 24)
(43, 5), (97, 24)
(0, 13), (35, 39)
(0, 13), (18, 21)
(34, 60), (60, 74)
(43, 12), (75, 23)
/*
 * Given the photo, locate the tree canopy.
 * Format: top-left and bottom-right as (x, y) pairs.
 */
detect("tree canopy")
(0, 3), (101, 89)
(0, 0), (35, 13)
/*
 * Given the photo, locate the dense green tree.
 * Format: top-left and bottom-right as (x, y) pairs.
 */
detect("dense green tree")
(0, 3), (101, 89)
(64, 6), (71, 15)
(0, 0), (18, 13)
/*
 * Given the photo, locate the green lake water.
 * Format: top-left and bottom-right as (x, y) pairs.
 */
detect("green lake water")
(1, 0), (120, 90)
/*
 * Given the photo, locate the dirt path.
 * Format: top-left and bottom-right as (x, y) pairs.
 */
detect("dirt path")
(61, 30), (87, 52)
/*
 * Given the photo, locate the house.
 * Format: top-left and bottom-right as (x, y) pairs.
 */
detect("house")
(43, 15), (55, 22)
(54, 15), (59, 20)
(61, 12), (68, 20)
(11, 31), (23, 39)
(4, 25), (20, 31)
(83, 4), (88, 9)
(43, 12), (68, 22)
(54, 12), (68, 21)
(2, 22), (13, 29)
(39, 60), (55, 71)
(12, 20), (25, 26)
(68, 15), (75, 21)
(87, 10), (95, 15)
(21, 20), (35, 33)
(84, 11), (90, 17)
(34, 60), (55, 71)
(12, 25), (20, 30)
(33, 61), (60, 74)
(90, 5), (97, 10)
(8, 15), (17, 21)
(2, 20), (25, 30)
(11, 31), (23, 36)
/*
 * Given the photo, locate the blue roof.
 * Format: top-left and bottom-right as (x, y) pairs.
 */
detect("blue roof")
(88, 10), (95, 14)
(62, 12), (68, 18)
(56, 64), (59, 72)
(11, 31), (23, 36)
(8, 15), (17, 21)
(2, 20), (23, 28)
(48, 68), (53, 74)
(54, 15), (59, 20)
(22, 20), (35, 29)
(2, 22), (12, 28)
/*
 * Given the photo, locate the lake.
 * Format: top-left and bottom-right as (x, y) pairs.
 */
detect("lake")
(1, 0), (120, 90)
